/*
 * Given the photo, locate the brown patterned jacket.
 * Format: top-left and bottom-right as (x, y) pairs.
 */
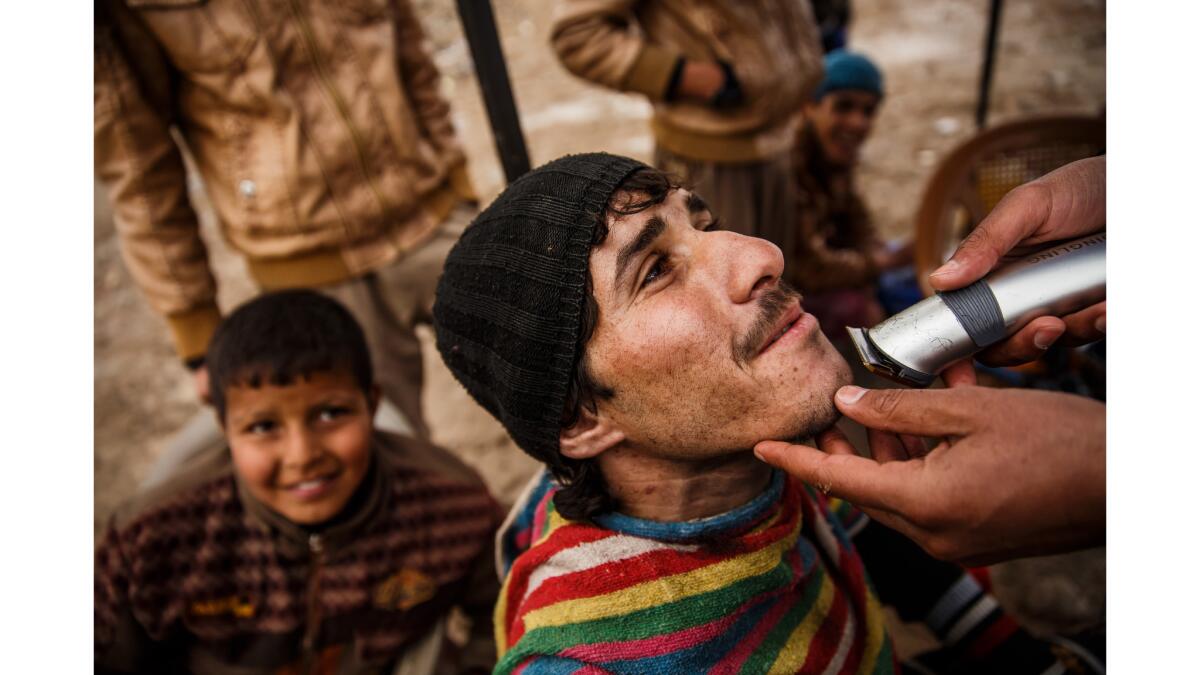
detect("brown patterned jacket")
(94, 0), (477, 361)
(95, 431), (502, 674)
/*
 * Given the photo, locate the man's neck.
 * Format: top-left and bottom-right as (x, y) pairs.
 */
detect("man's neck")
(597, 448), (774, 522)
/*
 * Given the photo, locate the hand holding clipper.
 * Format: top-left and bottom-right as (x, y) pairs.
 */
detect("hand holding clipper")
(847, 233), (1106, 387)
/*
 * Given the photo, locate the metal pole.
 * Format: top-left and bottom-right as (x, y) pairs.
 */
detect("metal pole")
(455, 0), (531, 184)
(975, 0), (1004, 129)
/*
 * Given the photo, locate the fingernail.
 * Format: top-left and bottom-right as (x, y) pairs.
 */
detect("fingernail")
(931, 260), (960, 277)
(837, 386), (866, 404)
(1033, 330), (1059, 350)
(1095, 315), (1106, 334)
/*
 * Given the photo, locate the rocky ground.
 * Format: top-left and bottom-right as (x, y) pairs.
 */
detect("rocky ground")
(94, 0), (1106, 652)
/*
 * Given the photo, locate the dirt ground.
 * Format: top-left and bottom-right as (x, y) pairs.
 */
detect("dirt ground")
(94, 0), (1107, 649)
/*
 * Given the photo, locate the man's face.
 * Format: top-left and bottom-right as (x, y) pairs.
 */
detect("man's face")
(803, 90), (881, 167)
(583, 188), (852, 458)
(224, 371), (375, 525)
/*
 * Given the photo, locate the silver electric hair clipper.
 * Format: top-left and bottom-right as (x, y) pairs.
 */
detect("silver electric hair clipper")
(847, 233), (1106, 388)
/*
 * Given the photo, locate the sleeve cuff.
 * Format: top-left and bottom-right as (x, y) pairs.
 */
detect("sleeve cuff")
(622, 42), (683, 100)
(166, 305), (223, 362)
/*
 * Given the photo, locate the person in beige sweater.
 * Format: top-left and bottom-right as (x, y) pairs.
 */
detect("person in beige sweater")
(95, 0), (477, 444)
(550, 0), (825, 264)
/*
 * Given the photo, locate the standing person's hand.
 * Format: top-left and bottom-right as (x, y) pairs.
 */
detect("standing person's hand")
(674, 60), (743, 108)
(755, 384), (1105, 565)
(676, 61), (726, 101)
(929, 156), (1107, 365)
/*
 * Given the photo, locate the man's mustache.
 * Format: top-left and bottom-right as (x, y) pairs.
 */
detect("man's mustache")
(733, 281), (802, 366)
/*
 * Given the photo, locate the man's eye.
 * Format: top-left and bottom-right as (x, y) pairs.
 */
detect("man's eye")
(704, 217), (723, 232)
(641, 257), (670, 288)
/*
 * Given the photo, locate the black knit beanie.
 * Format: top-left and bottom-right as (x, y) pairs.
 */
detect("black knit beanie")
(433, 153), (648, 463)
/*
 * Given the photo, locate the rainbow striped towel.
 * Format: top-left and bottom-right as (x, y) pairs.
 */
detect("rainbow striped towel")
(494, 470), (897, 674)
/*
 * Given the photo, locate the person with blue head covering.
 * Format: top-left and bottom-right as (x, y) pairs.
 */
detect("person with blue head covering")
(806, 49), (885, 167)
(789, 49), (915, 341)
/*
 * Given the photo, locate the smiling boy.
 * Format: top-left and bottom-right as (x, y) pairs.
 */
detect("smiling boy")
(433, 153), (1099, 674)
(95, 291), (501, 674)
(221, 370), (374, 527)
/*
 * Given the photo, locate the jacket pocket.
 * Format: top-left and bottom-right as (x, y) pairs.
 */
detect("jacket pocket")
(128, 0), (258, 73)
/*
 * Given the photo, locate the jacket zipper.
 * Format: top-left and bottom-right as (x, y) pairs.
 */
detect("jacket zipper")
(286, 0), (390, 216)
(302, 533), (325, 675)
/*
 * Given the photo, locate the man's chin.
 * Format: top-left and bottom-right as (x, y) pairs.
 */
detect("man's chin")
(755, 380), (843, 447)
(788, 396), (842, 444)
(816, 337), (855, 391)
(780, 352), (851, 443)
(831, 351), (854, 389)
(742, 339), (853, 447)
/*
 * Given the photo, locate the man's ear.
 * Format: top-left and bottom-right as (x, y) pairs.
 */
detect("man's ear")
(559, 407), (625, 460)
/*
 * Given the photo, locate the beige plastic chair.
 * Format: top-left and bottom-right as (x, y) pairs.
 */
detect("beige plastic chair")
(912, 115), (1105, 295)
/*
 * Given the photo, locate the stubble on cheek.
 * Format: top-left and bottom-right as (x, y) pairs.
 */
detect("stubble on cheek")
(760, 334), (853, 441)
(601, 306), (851, 451)
(801, 341), (854, 436)
(606, 325), (744, 450)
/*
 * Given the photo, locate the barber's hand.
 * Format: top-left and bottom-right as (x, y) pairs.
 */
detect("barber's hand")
(929, 156), (1107, 365)
(754, 384), (1105, 565)
(192, 364), (212, 405)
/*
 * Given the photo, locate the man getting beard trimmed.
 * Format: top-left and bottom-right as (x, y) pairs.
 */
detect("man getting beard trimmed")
(433, 153), (1100, 674)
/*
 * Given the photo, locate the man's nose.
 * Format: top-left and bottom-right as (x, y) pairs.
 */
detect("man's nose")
(706, 230), (785, 303)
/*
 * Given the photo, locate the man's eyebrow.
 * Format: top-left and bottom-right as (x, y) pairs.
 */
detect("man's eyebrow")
(614, 215), (667, 287)
(686, 192), (710, 215)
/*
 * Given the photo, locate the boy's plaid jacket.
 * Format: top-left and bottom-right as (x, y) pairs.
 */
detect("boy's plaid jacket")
(94, 431), (501, 674)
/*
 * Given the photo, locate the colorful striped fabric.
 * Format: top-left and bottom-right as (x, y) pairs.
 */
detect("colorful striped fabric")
(494, 470), (897, 674)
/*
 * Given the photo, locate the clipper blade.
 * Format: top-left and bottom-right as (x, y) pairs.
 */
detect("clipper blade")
(845, 326), (936, 388)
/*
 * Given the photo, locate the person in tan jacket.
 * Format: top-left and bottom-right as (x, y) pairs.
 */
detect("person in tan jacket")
(95, 0), (476, 444)
(550, 0), (825, 261)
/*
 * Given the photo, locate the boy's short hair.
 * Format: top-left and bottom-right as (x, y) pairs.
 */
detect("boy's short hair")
(207, 290), (373, 420)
